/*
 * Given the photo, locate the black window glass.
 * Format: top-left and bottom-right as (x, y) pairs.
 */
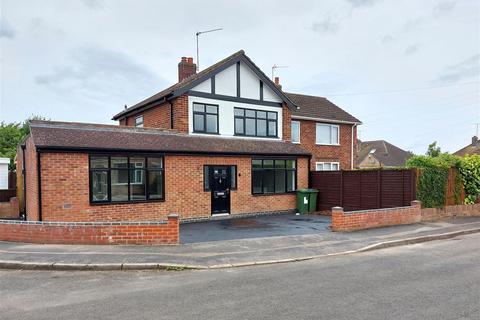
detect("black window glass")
(206, 114), (217, 133)
(251, 159), (296, 195)
(262, 170), (274, 193)
(268, 121), (277, 137)
(245, 118), (256, 135)
(111, 169), (128, 202)
(148, 171), (163, 200)
(91, 171), (108, 202)
(275, 170), (286, 193)
(194, 114), (205, 131)
(235, 118), (244, 134)
(193, 104), (205, 112)
(193, 103), (218, 134)
(257, 119), (267, 136)
(234, 108), (278, 138)
(90, 156), (108, 169)
(90, 155), (164, 203)
(252, 170), (262, 194)
(148, 157), (163, 169)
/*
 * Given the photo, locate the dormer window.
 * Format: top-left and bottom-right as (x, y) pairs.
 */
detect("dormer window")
(135, 115), (144, 128)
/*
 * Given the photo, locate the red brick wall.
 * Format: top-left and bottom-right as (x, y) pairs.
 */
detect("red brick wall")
(23, 136), (39, 221)
(296, 120), (356, 170)
(331, 200), (421, 232)
(0, 197), (19, 219)
(421, 203), (480, 221)
(0, 214), (179, 245)
(120, 95), (189, 133)
(282, 104), (292, 142)
(33, 151), (308, 222)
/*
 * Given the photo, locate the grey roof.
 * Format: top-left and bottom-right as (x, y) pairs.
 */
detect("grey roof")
(286, 92), (361, 124)
(112, 50), (296, 120)
(356, 140), (412, 167)
(29, 120), (310, 157)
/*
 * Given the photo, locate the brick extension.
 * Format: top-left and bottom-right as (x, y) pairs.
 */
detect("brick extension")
(331, 200), (422, 232)
(0, 214), (179, 245)
(20, 148), (309, 222)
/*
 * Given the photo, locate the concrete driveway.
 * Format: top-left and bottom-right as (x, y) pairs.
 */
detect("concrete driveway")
(180, 214), (331, 243)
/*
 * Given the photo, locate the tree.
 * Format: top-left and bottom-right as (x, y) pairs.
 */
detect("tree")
(426, 141), (442, 157)
(0, 116), (46, 170)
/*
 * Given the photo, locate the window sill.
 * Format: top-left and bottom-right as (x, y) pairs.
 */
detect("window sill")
(252, 192), (296, 196)
(315, 143), (340, 146)
(89, 199), (165, 206)
(292, 141), (301, 144)
(192, 131), (220, 135)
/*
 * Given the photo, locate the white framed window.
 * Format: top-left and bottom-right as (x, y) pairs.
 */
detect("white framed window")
(315, 162), (340, 171)
(291, 121), (300, 143)
(135, 115), (144, 128)
(316, 123), (339, 145)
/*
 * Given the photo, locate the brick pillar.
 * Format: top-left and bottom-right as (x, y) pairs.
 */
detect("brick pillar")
(331, 206), (344, 232)
(167, 213), (180, 244)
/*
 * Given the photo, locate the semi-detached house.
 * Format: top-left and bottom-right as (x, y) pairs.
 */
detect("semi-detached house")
(18, 50), (361, 222)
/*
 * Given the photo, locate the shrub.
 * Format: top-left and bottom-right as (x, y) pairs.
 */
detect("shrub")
(458, 155), (480, 204)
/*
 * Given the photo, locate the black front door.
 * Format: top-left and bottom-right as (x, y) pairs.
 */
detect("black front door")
(210, 166), (230, 215)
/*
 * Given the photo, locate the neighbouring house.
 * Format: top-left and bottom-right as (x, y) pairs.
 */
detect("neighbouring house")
(17, 50), (360, 222)
(454, 136), (480, 156)
(0, 158), (9, 190)
(356, 140), (412, 169)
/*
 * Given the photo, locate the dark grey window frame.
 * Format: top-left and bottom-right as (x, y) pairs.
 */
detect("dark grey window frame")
(234, 107), (278, 138)
(251, 159), (297, 195)
(89, 154), (165, 204)
(193, 103), (219, 134)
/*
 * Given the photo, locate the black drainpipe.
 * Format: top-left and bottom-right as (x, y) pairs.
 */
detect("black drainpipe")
(21, 145), (27, 221)
(168, 99), (174, 129)
(37, 150), (42, 221)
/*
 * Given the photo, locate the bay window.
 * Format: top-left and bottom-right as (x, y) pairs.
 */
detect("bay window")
(89, 155), (164, 203)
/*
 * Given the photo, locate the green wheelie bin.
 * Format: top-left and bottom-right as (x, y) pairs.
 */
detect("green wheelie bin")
(296, 189), (319, 214)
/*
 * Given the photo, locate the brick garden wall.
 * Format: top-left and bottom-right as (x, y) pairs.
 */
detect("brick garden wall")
(0, 197), (19, 219)
(296, 120), (356, 170)
(331, 200), (422, 232)
(421, 203), (480, 221)
(0, 214), (179, 245)
(34, 151), (308, 222)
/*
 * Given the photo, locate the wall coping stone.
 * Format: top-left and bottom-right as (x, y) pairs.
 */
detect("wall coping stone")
(0, 219), (168, 226)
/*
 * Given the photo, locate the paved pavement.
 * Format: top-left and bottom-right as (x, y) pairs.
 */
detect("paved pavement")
(1, 233), (479, 320)
(1, 216), (479, 269)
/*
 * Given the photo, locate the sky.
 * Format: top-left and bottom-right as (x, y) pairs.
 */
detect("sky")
(0, 0), (479, 154)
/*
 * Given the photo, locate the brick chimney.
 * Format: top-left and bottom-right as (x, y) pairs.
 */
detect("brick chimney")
(274, 77), (282, 90)
(178, 57), (196, 82)
(472, 136), (479, 146)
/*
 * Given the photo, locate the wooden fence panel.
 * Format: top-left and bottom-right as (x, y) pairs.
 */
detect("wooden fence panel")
(310, 169), (417, 212)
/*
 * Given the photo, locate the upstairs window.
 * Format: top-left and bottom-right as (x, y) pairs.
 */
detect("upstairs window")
(291, 121), (300, 143)
(234, 108), (277, 138)
(193, 103), (218, 134)
(316, 123), (339, 145)
(135, 115), (144, 127)
(316, 162), (340, 171)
